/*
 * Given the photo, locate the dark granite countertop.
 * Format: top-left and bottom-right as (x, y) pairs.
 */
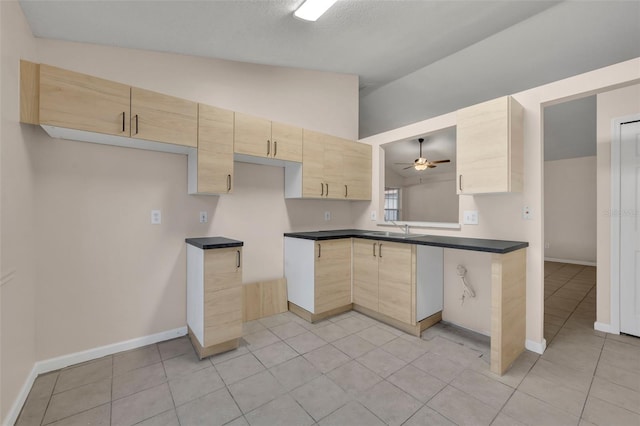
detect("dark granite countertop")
(185, 237), (243, 250)
(284, 229), (527, 254)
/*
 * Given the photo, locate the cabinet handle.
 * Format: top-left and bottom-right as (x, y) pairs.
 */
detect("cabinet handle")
(373, 242), (376, 257)
(236, 250), (241, 268)
(321, 183), (324, 197)
(227, 174), (231, 192)
(122, 112), (126, 133)
(326, 183), (329, 197)
(274, 141), (277, 157)
(459, 175), (463, 191)
(345, 185), (348, 198)
(379, 243), (383, 258)
(134, 114), (139, 135)
(317, 243), (321, 258)
(266, 140), (271, 156)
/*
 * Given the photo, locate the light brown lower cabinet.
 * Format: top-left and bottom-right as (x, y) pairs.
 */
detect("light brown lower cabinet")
(353, 239), (415, 324)
(187, 243), (243, 359)
(284, 237), (352, 321)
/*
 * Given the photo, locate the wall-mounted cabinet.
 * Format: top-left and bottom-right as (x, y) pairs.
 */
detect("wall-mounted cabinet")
(298, 130), (371, 200)
(456, 96), (524, 194)
(21, 60), (371, 200)
(38, 63), (197, 148)
(189, 105), (234, 194)
(234, 112), (302, 162)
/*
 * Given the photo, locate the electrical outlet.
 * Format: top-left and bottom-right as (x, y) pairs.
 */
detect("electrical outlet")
(199, 211), (208, 223)
(523, 205), (533, 220)
(151, 210), (161, 225)
(370, 211), (377, 221)
(545, 242), (550, 249)
(463, 210), (478, 225)
(324, 211), (331, 221)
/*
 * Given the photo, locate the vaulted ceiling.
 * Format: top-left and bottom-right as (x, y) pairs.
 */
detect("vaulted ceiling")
(19, 0), (640, 141)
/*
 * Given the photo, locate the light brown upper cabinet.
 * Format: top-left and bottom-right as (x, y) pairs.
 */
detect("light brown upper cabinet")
(301, 130), (371, 200)
(344, 141), (372, 200)
(39, 63), (131, 137)
(130, 87), (197, 147)
(37, 63), (198, 148)
(190, 105), (234, 194)
(234, 112), (302, 162)
(456, 96), (524, 194)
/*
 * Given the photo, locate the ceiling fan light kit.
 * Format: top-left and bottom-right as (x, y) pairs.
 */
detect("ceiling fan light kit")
(399, 138), (451, 171)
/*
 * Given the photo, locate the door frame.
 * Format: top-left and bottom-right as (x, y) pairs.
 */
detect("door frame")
(610, 114), (640, 334)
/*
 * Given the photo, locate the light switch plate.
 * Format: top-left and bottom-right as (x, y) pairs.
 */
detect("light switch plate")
(199, 211), (208, 223)
(523, 206), (533, 220)
(370, 211), (377, 221)
(463, 210), (478, 225)
(151, 210), (161, 225)
(324, 211), (331, 221)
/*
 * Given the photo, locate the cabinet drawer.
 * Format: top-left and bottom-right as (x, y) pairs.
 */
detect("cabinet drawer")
(204, 286), (243, 347)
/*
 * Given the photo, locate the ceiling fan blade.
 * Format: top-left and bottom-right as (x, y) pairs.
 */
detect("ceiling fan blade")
(402, 165), (415, 170)
(394, 162), (415, 165)
(430, 159), (451, 164)
(427, 164), (437, 168)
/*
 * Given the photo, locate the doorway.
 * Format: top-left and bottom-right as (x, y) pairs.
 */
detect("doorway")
(543, 97), (598, 344)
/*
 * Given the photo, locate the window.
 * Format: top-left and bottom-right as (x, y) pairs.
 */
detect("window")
(384, 188), (400, 221)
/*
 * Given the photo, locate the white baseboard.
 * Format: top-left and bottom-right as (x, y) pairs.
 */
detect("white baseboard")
(525, 338), (547, 354)
(594, 321), (619, 334)
(3, 326), (187, 426)
(544, 257), (596, 267)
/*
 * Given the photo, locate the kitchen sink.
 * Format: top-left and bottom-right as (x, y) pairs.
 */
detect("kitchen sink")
(362, 231), (421, 239)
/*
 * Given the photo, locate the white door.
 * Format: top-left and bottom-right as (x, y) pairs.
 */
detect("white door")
(620, 120), (640, 336)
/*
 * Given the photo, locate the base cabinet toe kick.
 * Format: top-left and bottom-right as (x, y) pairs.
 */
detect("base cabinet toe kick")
(186, 237), (244, 359)
(283, 231), (528, 376)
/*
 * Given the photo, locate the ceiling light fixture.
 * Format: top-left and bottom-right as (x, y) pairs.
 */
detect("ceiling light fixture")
(294, 0), (338, 21)
(414, 159), (428, 171)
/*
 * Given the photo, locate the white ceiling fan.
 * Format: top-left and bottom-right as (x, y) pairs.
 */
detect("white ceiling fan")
(395, 138), (451, 171)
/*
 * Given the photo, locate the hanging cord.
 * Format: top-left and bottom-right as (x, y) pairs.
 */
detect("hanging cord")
(456, 265), (476, 305)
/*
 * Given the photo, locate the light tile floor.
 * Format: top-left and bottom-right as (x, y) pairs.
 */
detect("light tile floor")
(16, 262), (640, 426)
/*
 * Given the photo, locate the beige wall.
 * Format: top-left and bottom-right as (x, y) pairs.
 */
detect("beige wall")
(357, 59), (640, 348)
(402, 176), (458, 223)
(544, 156), (597, 263)
(442, 249), (492, 336)
(0, 1), (41, 420)
(595, 84), (640, 325)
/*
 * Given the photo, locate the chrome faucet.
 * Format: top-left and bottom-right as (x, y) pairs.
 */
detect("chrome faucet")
(390, 221), (410, 234)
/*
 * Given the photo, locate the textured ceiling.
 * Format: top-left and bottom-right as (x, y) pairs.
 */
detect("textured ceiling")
(18, 0), (640, 145)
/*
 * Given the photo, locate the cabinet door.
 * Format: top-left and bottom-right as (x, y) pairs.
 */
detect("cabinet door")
(234, 112), (272, 158)
(131, 87), (197, 147)
(203, 248), (242, 346)
(272, 121), (303, 162)
(352, 239), (379, 311)
(302, 129), (327, 198)
(378, 242), (414, 324)
(198, 105), (234, 194)
(457, 96), (523, 194)
(323, 135), (345, 199)
(39, 64), (131, 137)
(314, 239), (352, 314)
(344, 141), (372, 200)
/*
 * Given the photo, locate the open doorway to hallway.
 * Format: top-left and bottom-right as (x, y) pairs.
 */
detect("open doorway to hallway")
(543, 96), (597, 344)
